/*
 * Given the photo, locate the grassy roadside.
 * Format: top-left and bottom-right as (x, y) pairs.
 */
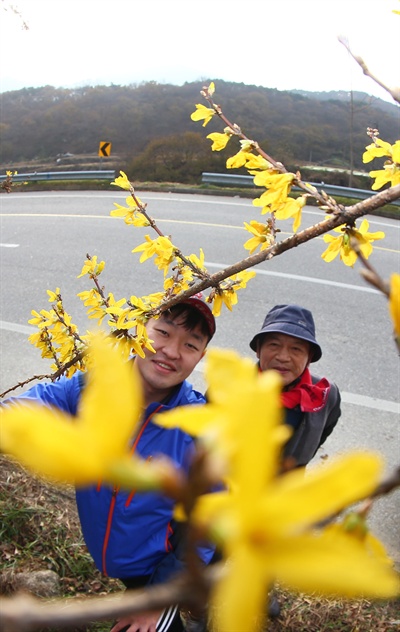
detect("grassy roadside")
(1, 455), (399, 631)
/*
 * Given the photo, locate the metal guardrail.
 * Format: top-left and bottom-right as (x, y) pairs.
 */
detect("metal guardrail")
(201, 172), (400, 207)
(0, 170), (115, 182)
(0, 169), (398, 207)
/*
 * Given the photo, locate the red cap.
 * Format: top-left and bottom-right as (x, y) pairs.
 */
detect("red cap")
(181, 292), (216, 338)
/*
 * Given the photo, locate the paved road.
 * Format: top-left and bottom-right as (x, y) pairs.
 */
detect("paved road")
(1, 190), (399, 564)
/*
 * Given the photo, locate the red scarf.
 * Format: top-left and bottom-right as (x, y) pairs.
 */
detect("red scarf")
(281, 368), (331, 413)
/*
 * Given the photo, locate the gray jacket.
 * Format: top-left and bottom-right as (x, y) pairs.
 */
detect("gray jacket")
(282, 376), (341, 466)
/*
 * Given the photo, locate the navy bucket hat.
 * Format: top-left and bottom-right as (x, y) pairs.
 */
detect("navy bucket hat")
(249, 304), (322, 362)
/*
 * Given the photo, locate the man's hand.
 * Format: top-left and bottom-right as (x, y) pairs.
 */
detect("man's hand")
(110, 609), (163, 632)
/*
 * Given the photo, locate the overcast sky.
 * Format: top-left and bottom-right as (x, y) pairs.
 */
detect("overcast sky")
(1, 0), (399, 104)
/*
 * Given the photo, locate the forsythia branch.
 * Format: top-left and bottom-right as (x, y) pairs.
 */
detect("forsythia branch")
(147, 185), (400, 314)
(0, 352), (84, 399)
(202, 85), (345, 213)
(338, 36), (400, 105)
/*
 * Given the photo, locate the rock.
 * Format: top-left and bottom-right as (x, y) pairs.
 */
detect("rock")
(0, 569), (60, 597)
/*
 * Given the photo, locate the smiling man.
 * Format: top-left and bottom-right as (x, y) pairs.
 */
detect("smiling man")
(250, 304), (341, 469)
(5, 294), (216, 632)
(135, 301), (212, 407)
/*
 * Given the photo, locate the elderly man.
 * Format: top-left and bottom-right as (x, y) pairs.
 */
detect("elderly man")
(250, 303), (341, 468)
(250, 303), (342, 620)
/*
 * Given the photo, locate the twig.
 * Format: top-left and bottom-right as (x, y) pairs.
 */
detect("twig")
(350, 238), (390, 297)
(371, 466), (400, 499)
(127, 187), (212, 282)
(338, 36), (400, 105)
(0, 352), (84, 399)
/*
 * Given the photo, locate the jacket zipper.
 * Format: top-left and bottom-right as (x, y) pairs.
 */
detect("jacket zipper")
(101, 404), (164, 575)
(102, 488), (117, 575)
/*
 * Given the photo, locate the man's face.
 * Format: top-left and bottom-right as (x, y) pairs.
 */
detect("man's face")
(135, 313), (208, 405)
(257, 332), (311, 387)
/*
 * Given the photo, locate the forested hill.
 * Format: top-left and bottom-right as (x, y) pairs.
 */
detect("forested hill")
(1, 80), (399, 181)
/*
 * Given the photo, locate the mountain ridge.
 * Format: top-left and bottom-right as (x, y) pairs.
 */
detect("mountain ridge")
(1, 80), (398, 179)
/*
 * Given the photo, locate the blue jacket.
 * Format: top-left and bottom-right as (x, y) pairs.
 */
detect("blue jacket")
(5, 373), (215, 582)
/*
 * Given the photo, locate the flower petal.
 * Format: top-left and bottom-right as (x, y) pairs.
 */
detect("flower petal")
(212, 546), (271, 632)
(0, 404), (101, 483)
(79, 335), (142, 458)
(262, 453), (383, 532)
(271, 530), (399, 598)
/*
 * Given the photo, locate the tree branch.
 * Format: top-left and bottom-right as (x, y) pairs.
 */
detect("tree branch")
(0, 566), (222, 632)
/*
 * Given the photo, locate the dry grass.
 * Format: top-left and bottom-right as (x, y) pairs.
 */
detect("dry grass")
(1, 455), (399, 631)
(0, 455), (121, 599)
(267, 590), (400, 631)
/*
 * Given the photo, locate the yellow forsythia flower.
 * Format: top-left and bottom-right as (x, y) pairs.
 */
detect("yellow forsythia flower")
(211, 271), (256, 316)
(226, 150), (253, 169)
(253, 171), (294, 190)
(206, 132), (232, 151)
(187, 248), (206, 271)
(132, 235), (176, 275)
(207, 81), (215, 96)
(369, 163), (400, 190)
(212, 289), (237, 316)
(190, 103), (215, 127)
(362, 138), (394, 163)
(111, 170), (132, 191)
(274, 196), (306, 233)
(245, 154), (271, 170)
(389, 273), (400, 337)
(110, 195), (149, 227)
(106, 293), (127, 314)
(230, 270), (256, 290)
(363, 139), (400, 190)
(321, 219), (385, 267)
(77, 255), (105, 279)
(46, 288), (61, 303)
(243, 220), (273, 254)
(252, 172), (295, 212)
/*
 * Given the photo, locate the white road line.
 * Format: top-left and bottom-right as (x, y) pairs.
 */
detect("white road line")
(1, 193), (398, 228)
(0, 321), (35, 334)
(2, 320), (398, 413)
(191, 362), (399, 413)
(0, 243), (19, 247)
(340, 392), (399, 414)
(1, 215), (397, 254)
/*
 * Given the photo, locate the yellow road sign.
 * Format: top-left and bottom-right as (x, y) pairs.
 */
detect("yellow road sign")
(98, 141), (111, 157)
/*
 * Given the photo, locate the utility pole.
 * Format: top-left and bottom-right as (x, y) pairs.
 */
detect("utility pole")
(349, 88), (354, 188)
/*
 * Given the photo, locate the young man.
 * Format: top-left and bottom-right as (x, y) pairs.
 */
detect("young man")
(6, 295), (216, 632)
(249, 303), (341, 468)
